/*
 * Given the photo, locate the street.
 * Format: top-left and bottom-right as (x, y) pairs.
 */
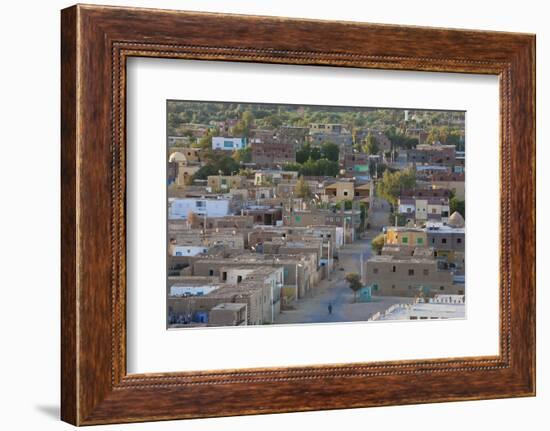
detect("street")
(273, 235), (413, 325)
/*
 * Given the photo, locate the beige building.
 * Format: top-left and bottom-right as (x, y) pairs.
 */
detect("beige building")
(168, 282), (265, 326)
(168, 266), (283, 326)
(385, 227), (428, 247)
(191, 253), (317, 304)
(175, 164), (200, 186)
(324, 181), (355, 201)
(209, 303), (248, 326)
(429, 174), (465, 200)
(207, 175), (246, 192)
(254, 170), (299, 186)
(365, 255), (458, 297)
(169, 150), (202, 186)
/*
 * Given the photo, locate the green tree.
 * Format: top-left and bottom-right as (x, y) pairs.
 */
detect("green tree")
(232, 147), (252, 164)
(294, 176), (312, 199)
(334, 200), (353, 210)
(364, 133), (380, 155)
(320, 142), (339, 162)
(296, 143), (311, 164)
(283, 162), (302, 172)
(427, 126), (450, 145)
(309, 147), (322, 161)
(263, 114), (282, 129)
(194, 127), (220, 149)
(344, 273), (362, 303)
(193, 152), (239, 180)
(388, 213), (407, 227)
(238, 167), (255, 178)
(371, 233), (385, 255)
(181, 129), (194, 138)
(359, 202), (369, 231)
(232, 111), (254, 137)
(450, 197), (465, 218)
(376, 168), (416, 207)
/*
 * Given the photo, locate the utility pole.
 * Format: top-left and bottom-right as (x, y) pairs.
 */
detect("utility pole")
(327, 240), (331, 281)
(343, 213), (346, 245)
(360, 251), (364, 284)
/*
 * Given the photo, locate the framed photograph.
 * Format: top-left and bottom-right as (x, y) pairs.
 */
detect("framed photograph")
(61, 4), (536, 425)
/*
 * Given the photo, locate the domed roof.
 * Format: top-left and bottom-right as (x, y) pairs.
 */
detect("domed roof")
(448, 211), (465, 228)
(169, 151), (186, 162)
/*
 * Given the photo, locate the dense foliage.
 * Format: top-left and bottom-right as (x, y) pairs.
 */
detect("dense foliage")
(167, 101), (465, 145)
(376, 168), (417, 207)
(192, 151), (240, 180)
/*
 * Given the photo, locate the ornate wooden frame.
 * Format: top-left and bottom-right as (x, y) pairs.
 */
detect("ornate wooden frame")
(61, 4), (536, 426)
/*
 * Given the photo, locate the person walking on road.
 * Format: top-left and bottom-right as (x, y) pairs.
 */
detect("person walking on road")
(328, 302), (333, 315)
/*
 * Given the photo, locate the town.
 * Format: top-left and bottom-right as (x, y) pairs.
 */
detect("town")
(166, 102), (466, 328)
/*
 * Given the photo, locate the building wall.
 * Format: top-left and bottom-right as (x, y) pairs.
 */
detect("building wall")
(175, 164), (200, 186)
(169, 198), (231, 219)
(209, 304), (247, 326)
(167, 288), (263, 325)
(251, 141), (296, 167)
(172, 245), (209, 257)
(325, 182), (354, 201)
(385, 229), (428, 247)
(212, 136), (247, 151)
(207, 175), (246, 191)
(431, 180), (466, 200)
(365, 258), (457, 297)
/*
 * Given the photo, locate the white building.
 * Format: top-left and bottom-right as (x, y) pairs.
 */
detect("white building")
(169, 198), (231, 220)
(170, 285), (220, 297)
(212, 137), (247, 151)
(172, 245), (208, 257)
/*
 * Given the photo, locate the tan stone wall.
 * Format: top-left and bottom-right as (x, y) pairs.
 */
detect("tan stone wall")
(365, 259), (455, 297)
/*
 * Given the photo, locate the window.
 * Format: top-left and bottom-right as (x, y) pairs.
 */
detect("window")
(196, 201), (206, 208)
(402, 237), (408, 244)
(222, 271), (227, 281)
(417, 237), (424, 245)
(237, 275), (243, 283)
(208, 269), (214, 276)
(440, 286), (445, 291)
(343, 190), (348, 196)
(392, 284), (396, 289)
(457, 238), (462, 244)
(442, 238), (447, 244)
(408, 269), (414, 276)
(407, 207), (412, 213)
(392, 265), (396, 273)
(423, 269), (429, 276)
(373, 268), (379, 274)
(432, 208), (437, 214)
